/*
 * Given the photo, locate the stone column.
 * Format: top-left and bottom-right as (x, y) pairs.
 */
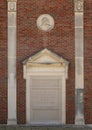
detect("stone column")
(74, 0), (84, 125)
(7, 0), (17, 125)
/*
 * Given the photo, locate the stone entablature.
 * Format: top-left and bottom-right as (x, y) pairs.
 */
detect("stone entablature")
(23, 49), (69, 79)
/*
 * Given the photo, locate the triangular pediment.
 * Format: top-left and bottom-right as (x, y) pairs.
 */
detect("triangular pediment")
(23, 49), (69, 79)
(23, 48), (69, 66)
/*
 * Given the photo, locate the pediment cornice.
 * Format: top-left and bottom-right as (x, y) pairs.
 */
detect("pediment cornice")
(23, 48), (69, 67)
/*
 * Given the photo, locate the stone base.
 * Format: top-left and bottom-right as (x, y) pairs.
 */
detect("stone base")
(7, 119), (17, 125)
(75, 115), (85, 125)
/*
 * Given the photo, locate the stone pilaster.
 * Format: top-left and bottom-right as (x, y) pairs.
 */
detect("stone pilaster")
(7, 0), (17, 125)
(74, 0), (85, 125)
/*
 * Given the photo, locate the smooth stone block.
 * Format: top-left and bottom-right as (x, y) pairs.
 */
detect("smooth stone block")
(8, 12), (16, 26)
(75, 28), (83, 57)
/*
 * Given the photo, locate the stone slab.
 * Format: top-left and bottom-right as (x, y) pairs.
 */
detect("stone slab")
(0, 125), (92, 130)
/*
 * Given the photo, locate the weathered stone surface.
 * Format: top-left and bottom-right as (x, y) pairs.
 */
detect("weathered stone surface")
(75, 0), (84, 125)
(75, 89), (84, 125)
(0, 125), (92, 130)
(74, 0), (84, 12)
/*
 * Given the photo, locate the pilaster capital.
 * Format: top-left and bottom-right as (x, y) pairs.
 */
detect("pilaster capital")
(74, 0), (84, 12)
(8, 1), (17, 12)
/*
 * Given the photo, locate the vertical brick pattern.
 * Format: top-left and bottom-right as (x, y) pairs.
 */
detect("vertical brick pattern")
(17, 0), (75, 124)
(84, 0), (92, 124)
(0, 0), (7, 124)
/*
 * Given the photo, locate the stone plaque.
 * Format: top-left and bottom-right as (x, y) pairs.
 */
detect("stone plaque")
(32, 89), (59, 108)
(30, 78), (61, 123)
(31, 79), (59, 108)
(37, 14), (54, 32)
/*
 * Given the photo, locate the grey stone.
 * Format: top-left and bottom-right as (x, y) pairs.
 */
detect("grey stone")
(75, 89), (84, 125)
(8, 12), (16, 26)
(74, 0), (84, 12)
(75, 28), (83, 57)
(75, 13), (83, 27)
(0, 125), (92, 130)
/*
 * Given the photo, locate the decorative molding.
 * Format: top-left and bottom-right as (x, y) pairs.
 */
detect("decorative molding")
(37, 14), (54, 32)
(23, 49), (69, 79)
(23, 49), (69, 125)
(75, 0), (84, 12)
(8, 2), (16, 12)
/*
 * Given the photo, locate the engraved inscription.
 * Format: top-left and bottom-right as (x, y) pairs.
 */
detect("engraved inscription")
(8, 2), (16, 11)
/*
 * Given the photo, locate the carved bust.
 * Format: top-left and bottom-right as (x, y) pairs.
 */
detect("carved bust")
(37, 14), (54, 32)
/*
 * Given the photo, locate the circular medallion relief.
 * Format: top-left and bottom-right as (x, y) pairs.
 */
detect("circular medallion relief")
(37, 14), (54, 32)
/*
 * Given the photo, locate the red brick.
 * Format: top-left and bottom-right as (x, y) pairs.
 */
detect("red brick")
(0, 0), (92, 124)
(17, 0), (75, 124)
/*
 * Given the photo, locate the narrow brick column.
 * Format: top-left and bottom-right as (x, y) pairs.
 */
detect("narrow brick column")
(7, 0), (17, 125)
(74, 0), (84, 125)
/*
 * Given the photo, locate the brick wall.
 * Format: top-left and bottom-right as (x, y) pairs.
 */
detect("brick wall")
(17, 0), (75, 124)
(1, 0), (92, 125)
(0, 0), (7, 124)
(84, 0), (92, 124)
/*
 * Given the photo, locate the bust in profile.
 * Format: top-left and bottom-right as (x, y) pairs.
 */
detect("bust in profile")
(37, 14), (54, 32)
(40, 17), (52, 31)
